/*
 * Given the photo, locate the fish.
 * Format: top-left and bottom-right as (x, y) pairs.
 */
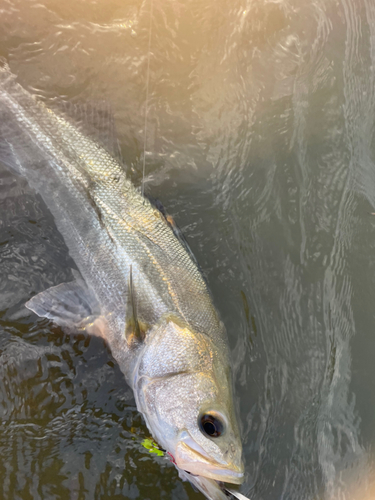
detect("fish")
(0, 60), (244, 498)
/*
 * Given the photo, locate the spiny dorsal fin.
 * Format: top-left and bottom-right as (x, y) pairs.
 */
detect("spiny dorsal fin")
(146, 196), (200, 268)
(125, 265), (145, 346)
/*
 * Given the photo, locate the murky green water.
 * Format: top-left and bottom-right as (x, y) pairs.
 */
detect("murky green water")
(1, 0), (375, 498)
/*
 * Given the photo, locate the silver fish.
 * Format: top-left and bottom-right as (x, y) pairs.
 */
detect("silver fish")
(0, 61), (244, 496)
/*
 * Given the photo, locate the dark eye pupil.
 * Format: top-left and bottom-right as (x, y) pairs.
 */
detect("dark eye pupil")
(200, 414), (224, 437)
(203, 420), (216, 436)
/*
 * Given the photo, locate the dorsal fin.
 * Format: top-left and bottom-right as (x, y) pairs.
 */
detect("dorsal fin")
(146, 195), (200, 269)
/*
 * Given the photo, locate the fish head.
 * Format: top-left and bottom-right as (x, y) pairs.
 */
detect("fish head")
(172, 375), (244, 485)
(134, 315), (244, 485)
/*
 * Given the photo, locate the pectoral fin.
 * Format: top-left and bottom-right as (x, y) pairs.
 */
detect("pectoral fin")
(125, 265), (146, 346)
(26, 278), (101, 330)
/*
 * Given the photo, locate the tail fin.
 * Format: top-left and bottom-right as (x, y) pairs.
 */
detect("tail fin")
(0, 59), (122, 178)
(0, 137), (18, 172)
(0, 59), (25, 174)
(0, 59), (46, 177)
(0, 58), (15, 83)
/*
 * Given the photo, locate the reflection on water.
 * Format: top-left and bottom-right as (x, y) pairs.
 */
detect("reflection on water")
(1, 0), (375, 498)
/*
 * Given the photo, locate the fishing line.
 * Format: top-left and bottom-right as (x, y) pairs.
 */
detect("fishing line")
(141, 0), (154, 198)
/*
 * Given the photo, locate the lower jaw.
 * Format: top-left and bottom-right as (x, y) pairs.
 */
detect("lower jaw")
(177, 463), (243, 485)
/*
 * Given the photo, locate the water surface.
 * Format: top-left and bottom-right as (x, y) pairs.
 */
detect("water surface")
(1, 0), (375, 498)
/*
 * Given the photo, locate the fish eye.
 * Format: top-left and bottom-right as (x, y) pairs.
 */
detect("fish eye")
(199, 412), (225, 438)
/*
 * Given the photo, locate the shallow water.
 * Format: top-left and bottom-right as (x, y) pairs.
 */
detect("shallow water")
(1, 0), (375, 499)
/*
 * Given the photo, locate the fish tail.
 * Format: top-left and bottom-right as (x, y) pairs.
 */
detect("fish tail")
(0, 58), (14, 83)
(0, 60), (25, 174)
(0, 59), (46, 177)
(0, 127), (22, 175)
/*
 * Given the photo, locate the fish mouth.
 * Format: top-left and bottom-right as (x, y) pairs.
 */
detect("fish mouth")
(174, 436), (244, 485)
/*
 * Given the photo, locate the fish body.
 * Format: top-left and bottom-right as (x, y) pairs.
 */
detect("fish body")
(0, 62), (244, 494)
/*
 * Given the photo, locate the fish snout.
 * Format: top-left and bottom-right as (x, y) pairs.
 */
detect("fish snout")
(174, 439), (244, 485)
